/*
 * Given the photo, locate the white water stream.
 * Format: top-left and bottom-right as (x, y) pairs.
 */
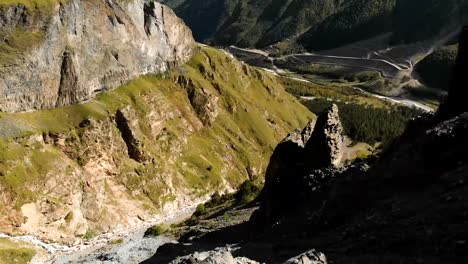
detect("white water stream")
(0, 203), (199, 263)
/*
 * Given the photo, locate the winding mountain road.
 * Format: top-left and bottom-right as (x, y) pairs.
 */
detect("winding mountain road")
(227, 46), (434, 112)
(229, 46), (411, 78)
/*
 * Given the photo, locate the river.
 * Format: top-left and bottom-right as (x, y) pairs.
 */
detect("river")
(0, 204), (198, 263)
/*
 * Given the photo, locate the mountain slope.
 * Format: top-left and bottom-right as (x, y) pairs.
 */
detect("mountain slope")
(162, 0), (466, 51)
(416, 44), (458, 90)
(161, 0), (340, 48)
(0, 45), (313, 244)
(392, 0), (467, 44)
(298, 0), (396, 50)
(144, 33), (468, 264)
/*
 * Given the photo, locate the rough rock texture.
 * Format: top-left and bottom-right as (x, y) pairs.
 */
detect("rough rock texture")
(0, 0), (194, 112)
(372, 112), (468, 183)
(254, 105), (344, 225)
(305, 104), (343, 169)
(168, 248), (259, 264)
(177, 76), (220, 126)
(115, 106), (147, 162)
(284, 249), (328, 264)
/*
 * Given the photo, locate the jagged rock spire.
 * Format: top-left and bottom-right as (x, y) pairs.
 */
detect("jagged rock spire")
(305, 104), (344, 168)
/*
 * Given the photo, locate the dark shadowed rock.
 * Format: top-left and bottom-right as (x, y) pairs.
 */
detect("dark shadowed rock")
(438, 26), (468, 119)
(253, 105), (345, 226)
(301, 120), (317, 146)
(257, 129), (308, 225)
(305, 104), (343, 169)
(372, 112), (468, 184)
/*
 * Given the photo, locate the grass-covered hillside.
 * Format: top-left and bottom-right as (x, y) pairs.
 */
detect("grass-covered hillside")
(416, 45), (458, 90)
(0, 45), (312, 243)
(0, 238), (35, 264)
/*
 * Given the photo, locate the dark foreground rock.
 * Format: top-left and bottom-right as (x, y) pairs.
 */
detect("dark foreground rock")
(144, 31), (468, 264)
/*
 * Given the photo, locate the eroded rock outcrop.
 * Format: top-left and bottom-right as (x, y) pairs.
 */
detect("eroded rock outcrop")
(254, 105), (344, 225)
(284, 249), (328, 264)
(115, 106), (148, 162)
(168, 248), (259, 264)
(0, 0), (194, 112)
(305, 104), (343, 169)
(177, 76), (219, 126)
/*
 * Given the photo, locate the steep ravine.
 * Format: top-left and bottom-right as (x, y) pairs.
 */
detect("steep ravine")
(0, 44), (313, 253)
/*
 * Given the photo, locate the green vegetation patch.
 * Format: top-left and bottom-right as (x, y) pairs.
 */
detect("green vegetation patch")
(0, 238), (35, 264)
(0, 0), (67, 11)
(144, 224), (169, 237)
(302, 98), (422, 145)
(0, 29), (45, 67)
(416, 45), (458, 90)
(0, 45), (313, 218)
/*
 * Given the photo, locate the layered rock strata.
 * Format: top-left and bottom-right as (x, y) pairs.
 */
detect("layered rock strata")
(0, 0), (194, 112)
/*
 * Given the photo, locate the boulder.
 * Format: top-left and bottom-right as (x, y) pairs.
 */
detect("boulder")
(283, 249), (328, 264)
(169, 248), (259, 264)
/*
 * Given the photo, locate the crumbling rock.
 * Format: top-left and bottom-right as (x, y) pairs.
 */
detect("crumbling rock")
(283, 249), (328, 264)
(305, 104), (343, 169)
(178, 76), (219, 126)
(115, 106), (147, 162)
(254, 105), (344, 225)
(168, 248), (259, 264)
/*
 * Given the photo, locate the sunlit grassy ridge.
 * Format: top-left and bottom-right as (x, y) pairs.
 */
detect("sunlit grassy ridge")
(0, 0), (65, 10)
(0, 238), (35, 264)
(0, 45), (313, 228)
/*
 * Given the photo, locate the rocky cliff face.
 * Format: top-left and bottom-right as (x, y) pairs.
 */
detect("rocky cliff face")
(0, 0), (194, 112)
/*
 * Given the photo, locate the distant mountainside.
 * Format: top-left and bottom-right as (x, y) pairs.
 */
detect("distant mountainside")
(392, 0), (467, 44)
(161, 0), (467, 50)
(160, 0), (340, 48)
(416, 45), (458, 90)
(298, 0), (396, 50)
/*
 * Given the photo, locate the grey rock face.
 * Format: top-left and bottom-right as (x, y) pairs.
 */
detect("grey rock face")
(169, 248), (259, 264)
(177, 76), (219, 126)
(115, 106), (147, 162)
(305, 104), (343, 168)
(301, 120), (316, 146)
(283, 249), (327, 264)
(0, 0), (194, 112)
